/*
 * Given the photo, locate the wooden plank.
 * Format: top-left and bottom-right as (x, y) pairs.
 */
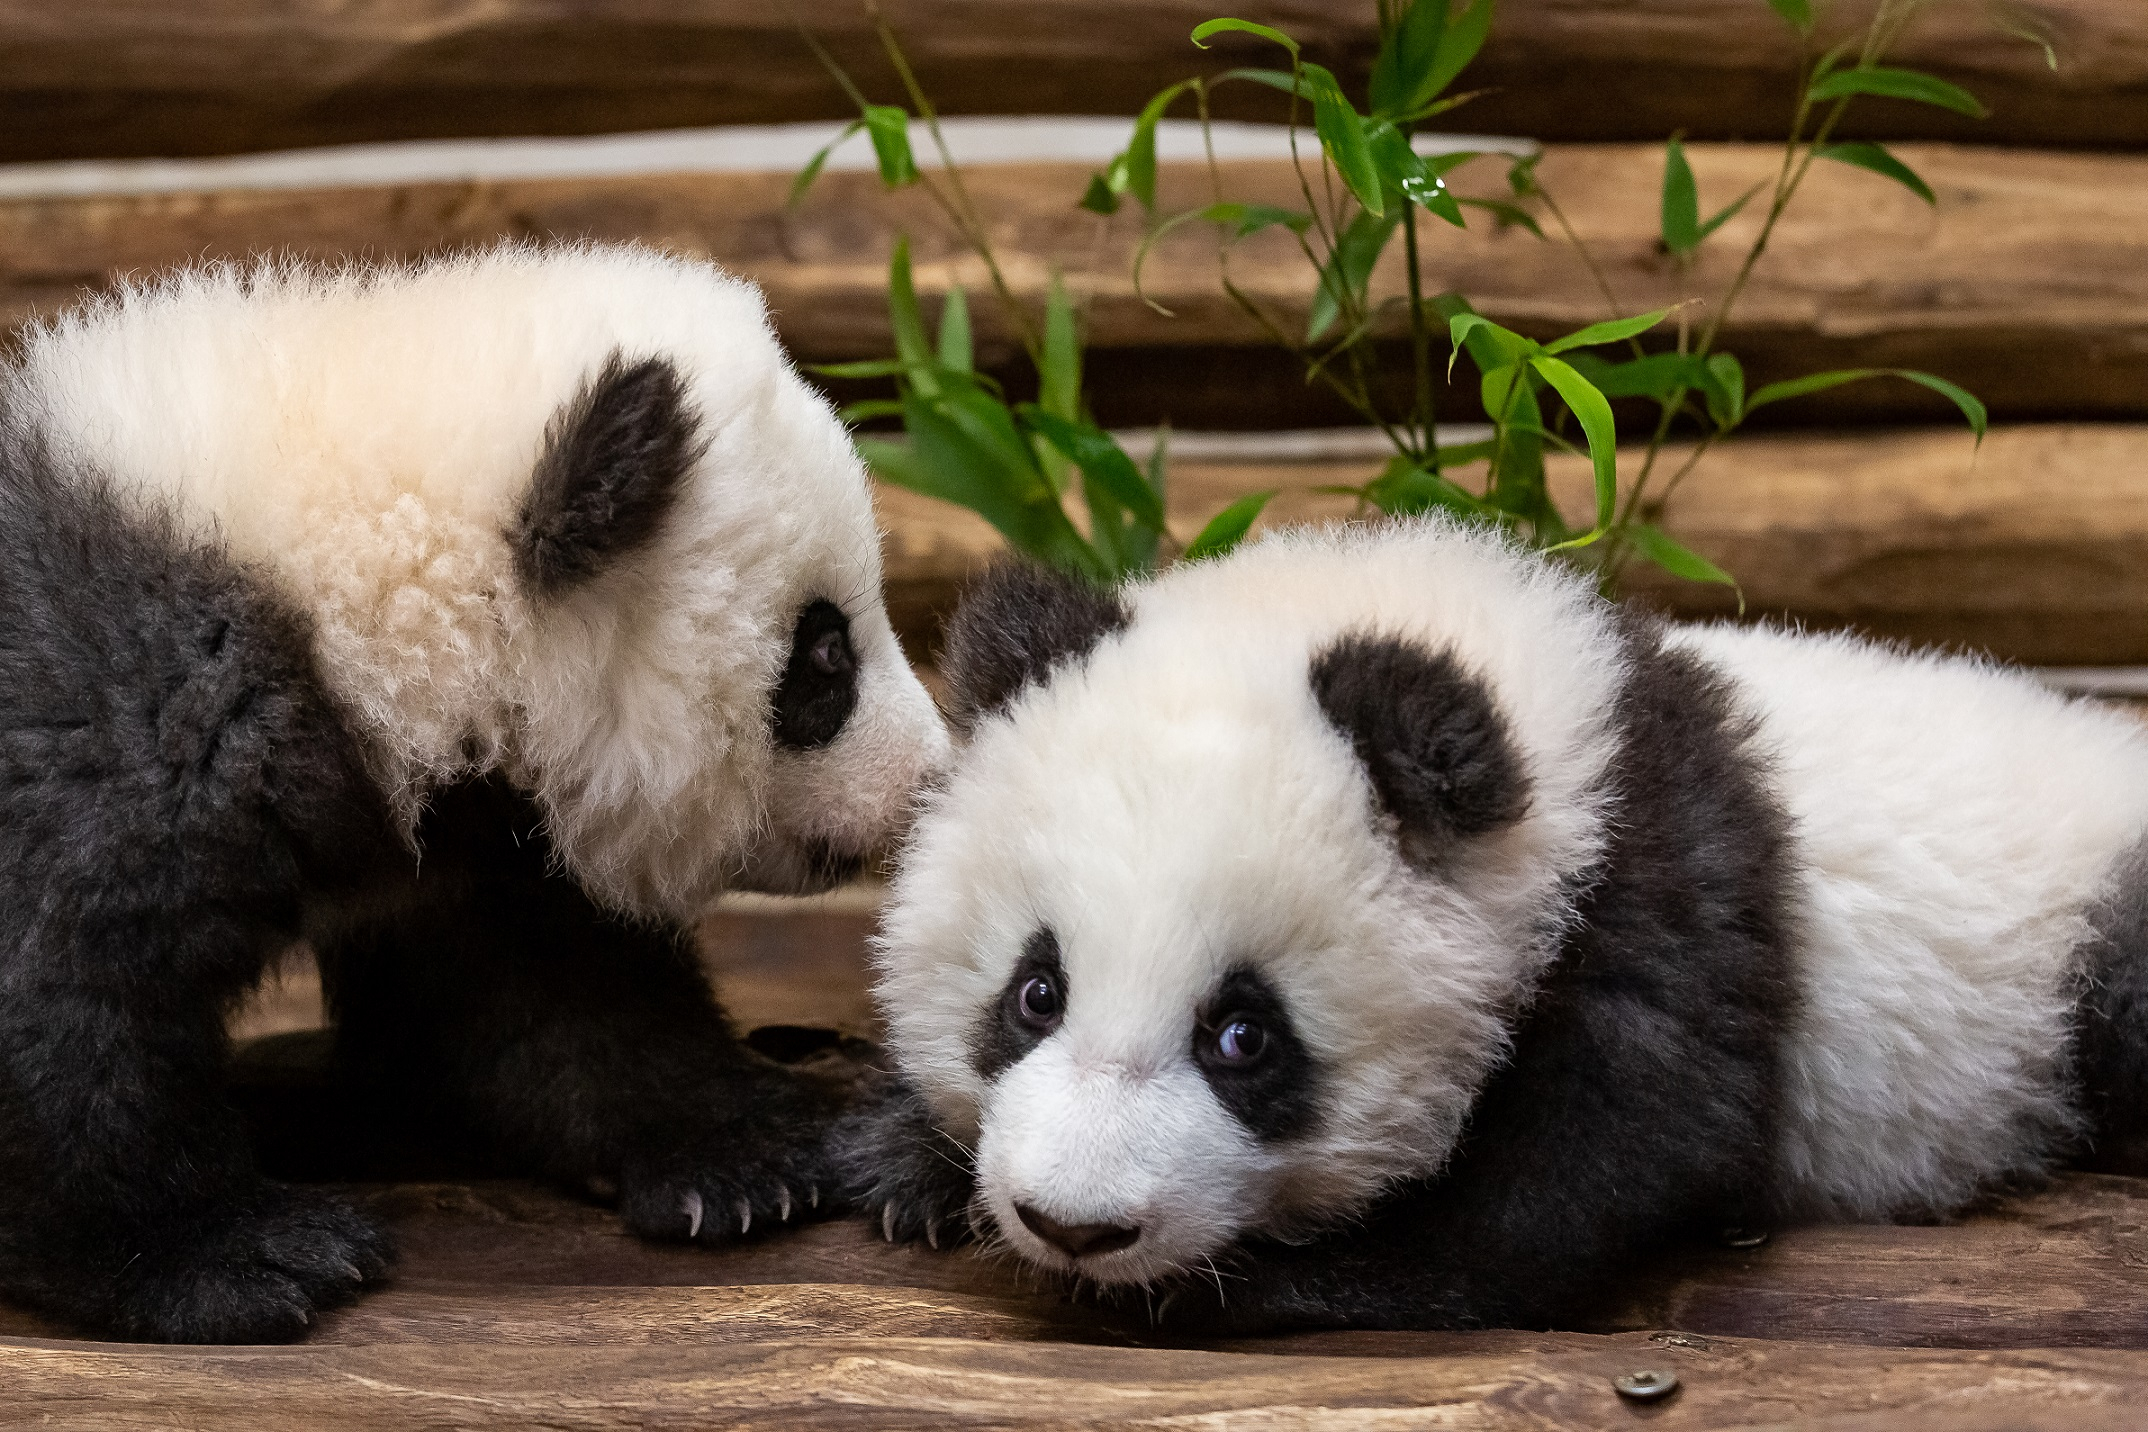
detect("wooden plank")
(0, 1), (2136, 163)
(11, 1325), (2148, 1429)
(0, 143), (2135, 432)
(879, 424), (2148, 667)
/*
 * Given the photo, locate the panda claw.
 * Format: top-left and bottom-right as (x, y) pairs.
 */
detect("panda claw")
(736, 1198), (753, 1235)
(777, 1185), (794, 1222)
(926, 1218), (941, 1250)
(340, 1262), (365, 1284)
(881, 1203), (897, 1243)
(682, 1190), (705, 1240)
(809, 1184), (821, 1209)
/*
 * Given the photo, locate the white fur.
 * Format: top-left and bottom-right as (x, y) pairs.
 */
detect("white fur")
(1668, 624), (2148, 1218)
(13, 244), (947, 918)
(876, 519), (1628, 1283)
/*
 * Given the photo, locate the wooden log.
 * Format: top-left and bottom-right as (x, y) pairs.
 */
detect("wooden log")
(879, 423), (2148, 667)
(0, 1), (2136, 162)
(0, 143), (2138, 433)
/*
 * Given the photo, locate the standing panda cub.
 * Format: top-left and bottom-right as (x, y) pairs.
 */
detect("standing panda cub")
(846, 519), (2148, 1331)
(0, 244), (947, 1342)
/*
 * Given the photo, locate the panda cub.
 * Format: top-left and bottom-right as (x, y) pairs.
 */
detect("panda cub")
(0, 244), (947, 1342)
(846, 518), (2148, 1331)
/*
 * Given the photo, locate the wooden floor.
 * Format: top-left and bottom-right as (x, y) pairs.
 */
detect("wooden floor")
(11, 903), (2148, 1428)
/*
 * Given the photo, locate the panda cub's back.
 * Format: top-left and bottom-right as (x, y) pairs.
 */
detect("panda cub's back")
(1672, 622), (2148, 1218)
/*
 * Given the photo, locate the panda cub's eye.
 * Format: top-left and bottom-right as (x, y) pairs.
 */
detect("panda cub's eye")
(1208, 1016), (1267, 1067)
(772, 598), (860, 750)
(1016, 975), (1062, 1030)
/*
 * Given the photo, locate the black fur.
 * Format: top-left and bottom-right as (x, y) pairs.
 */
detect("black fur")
(971, 927), (1066, 1082)
(512, 352), (702, 597)
(1195, 967), (1321, 1144)
(0, 438), (403, 1342)
(318, 777), (844, 1247)
(831, 1073), (979, 1248)
(1312, 634), (1531, 861)
(773, 598), (859, 751)
(2071, 836), (2148, 1172)
(1189, 618), (1797, 1331)
(0, 429), (838, 1342)
(941, 562), (1129, 734)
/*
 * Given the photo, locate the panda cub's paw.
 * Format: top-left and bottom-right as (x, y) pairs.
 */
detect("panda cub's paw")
(831, 1074), (979, 1250)
(615, 1068), (844, 1246)
(117, 1185), (393, 1344)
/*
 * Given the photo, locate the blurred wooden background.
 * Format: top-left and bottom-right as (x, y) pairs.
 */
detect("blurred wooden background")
(0, 0), (2140, 665)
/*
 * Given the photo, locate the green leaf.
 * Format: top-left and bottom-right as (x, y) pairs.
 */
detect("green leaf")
(1626, 524), (1738, 587)
(1705, 352), (1745, 426)
(1364, 121), (1467, 225)
(1080, 172), (1121, 215)
(1019, 408), (1169, 532)
(1310, 208), (1402, 342)
(1528, 354), (1619, 545)
(1132, 426), (1170, 570)
(1421, 0), (1493, 108)
(1040, 276), (1082, 421)
(1183, 490), (1276, 561)
(1543, 305), (1678, 354)
(1370, 0), (1450, 116)
(1744, 367), (1988, 440)
(1697, 181), (1764, 243)
(935, 288), (973, 375)
(1661, 136), (1700, 255)
(1563, 351), (1708, 399)
(1132, 202), (1313, 315)
(1764, 0), (1813, 35)
(1211, 66), (1304, 97)
(1303, 64), (1384, 216)
(808, 358), (914, 380)
(1434, 436), (1499, 466)
(1815, 141), (1936, 205)
(1191, 18), (1299, 54)
(1365, 455), (1489, 518)
(1807, 65), (1988, 118)
(862, 105), (920, 187)
(885, 237), (938, 397)
(871, 402), (1098, 583)
(836, 398), (905, 425)
(1446, 310), (1535, 378)
(1457, 197), (1544, 237)
(1506, 151), (1543, 198)
(1125, 81), (1193, 210)
(789, 118), (865, 207)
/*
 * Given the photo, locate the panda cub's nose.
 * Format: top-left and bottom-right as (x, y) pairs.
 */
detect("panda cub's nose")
(1015, 1203), (1141, 1258)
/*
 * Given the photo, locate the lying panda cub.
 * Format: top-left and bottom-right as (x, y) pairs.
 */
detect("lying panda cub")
(0, 244), (947, 1342)
(844, 518), (2148, 1331)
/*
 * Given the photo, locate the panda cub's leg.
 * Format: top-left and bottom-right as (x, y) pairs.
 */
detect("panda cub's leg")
(320, 777), (845, 1243)
(832, 1074), (981, 1247)
(0, 462), (400, 1342)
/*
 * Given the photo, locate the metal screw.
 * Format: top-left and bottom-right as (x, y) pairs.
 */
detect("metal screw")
(1613, 1369), (1681, 1402)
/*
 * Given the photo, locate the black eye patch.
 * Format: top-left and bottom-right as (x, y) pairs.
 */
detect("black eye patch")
(1194, 967), (1320, 1143)
(772, 598), (859, 750)
(971, 927), (1066, 1081)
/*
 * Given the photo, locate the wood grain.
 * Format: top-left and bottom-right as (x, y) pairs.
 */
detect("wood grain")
(0, 1), (2135, 162)
(0, 144), (2136, 433)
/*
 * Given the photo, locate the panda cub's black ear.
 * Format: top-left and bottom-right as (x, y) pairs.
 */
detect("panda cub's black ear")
(513, 351), (703, 597)
(941, 562), (1130, 735)
(1311, 634), (1531, 863)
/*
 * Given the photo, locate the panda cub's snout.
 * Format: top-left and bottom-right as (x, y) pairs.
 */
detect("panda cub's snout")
(966, 928), (1301, 1283)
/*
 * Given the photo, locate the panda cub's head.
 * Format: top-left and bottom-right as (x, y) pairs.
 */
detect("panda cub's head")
(874, 521), (1625, 1285)
(12, 245), (950, 919)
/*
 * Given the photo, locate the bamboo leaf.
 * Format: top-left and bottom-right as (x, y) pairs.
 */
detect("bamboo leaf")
(1191, 18), (1299, 54)
(862, 105), (920, 186)
(1446, 310), (1535, 377)
(789, 118), (865, 207)
(936, 288), (973, 374)
(1543, 305), (1679, 354)
(885, 237), (938, 397)
(1127, 81), (1194, 210)
(1744, 367), (1988, 440)
(1370, 0), (1450, 116)
(1627, 523), (1739, 588)
(1807, 65), (1988, 117)
(1080, 172), (1121, 215)
(1661, 136), (1701, 255)
(1183, 490), (1276, 561)
(1310, 208), (1402, 342)
(1705, 352), (1746, 426)
(1019, 408), (1169, 532)
(1815, 141), (1936, 204)
(1303, 64), (1384, 216)
(1697, 181), (1765, 242)
(1040, 276), (1081, 420)
(1421, 0), (1493, 106)
(1457, 196), (1545, 237)
(1764, 0), (1813, 35)
(1529, 354), (1619, 544)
